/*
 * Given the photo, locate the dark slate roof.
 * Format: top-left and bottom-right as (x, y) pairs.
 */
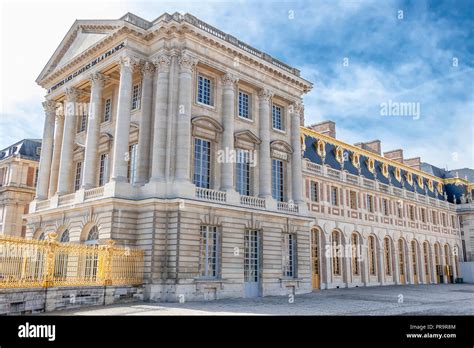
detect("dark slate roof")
(0, 139), (42, 162)
(449, 168), (474, 182)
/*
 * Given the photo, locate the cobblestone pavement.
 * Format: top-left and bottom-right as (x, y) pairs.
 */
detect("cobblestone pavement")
(48, 284), (474, 316)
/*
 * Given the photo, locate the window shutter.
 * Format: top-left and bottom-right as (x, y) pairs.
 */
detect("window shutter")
(26, 167), (35, 186)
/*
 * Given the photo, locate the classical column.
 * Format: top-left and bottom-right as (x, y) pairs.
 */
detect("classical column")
(111, 56), (137, 182)
(150, 54), (171, 182)
(57, 88), (81, 195)
(135, 62), (155, 185)
(48, 112), (64, 197)
(36, 100), (56, 199)
(175, 51), (197, 182)
(290, 100), (304, 204)
(220, 72), (238, 191)
(258, 89), (273, 198)
(82, 73), (106, 189)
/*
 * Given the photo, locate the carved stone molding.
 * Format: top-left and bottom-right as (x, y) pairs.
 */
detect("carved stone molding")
(178, 51), (198, 73)
(221, 72), (239, 89)
(152, 53), (171, 73)
(64, 87), (84, 102)
(90, 72), (107, 88)
(119, 55), (140, 73)
(141, 61), (156, 78)
(42, 100), (57, 116)
(258, 88), (274, 101)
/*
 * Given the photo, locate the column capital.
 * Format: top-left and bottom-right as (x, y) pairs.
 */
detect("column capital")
(178, 51), (198, 73)
(119, 55), (140, 73)
(89, 72), (107, 89)
(258, 88), (274, 101)
(140, 61), (156, 78)
(221, 72), (239, 89)
(64, 87), (84, 102)
(152, 53), (171, 73)
(42, 100), (57, 116)
(289, 99), (304, 117)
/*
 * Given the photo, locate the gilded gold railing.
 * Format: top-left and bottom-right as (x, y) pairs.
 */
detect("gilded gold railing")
(0, 233), (144, 288)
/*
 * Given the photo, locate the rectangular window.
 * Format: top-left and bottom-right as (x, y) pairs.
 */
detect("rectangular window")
(310, 181), (319, 202)
(451, 215), (456, 227)
(99, 153), (109, 186)
(331, 186), (339, 206)
(350, 191), (358, 210)
(193, 138), (211, 188)
(236, 149), (250, 196)
(282, 233), (296, 278)
(272, 159), (284, 202)
(197, 74), (213, 106)
(432, 210), (438, 224)
(103, 98), (112, 122)
(420, 208), (426, 223)
(272, 104), (283, 130)
(408, 205), (415, 221)
(131, 83), (142, 110)
(127, 144), (138, 184)
(367, 194), (374, 213)
(442, 213), (447, 227)
(199, 226), (218, 278)
(33, 168), (39, 187)
(238, 90), (251, 119)
(382, 198), (389, 216)
(74, 161), (82, 191)
(397, 204), (403, 219)
(78, 110), (87, 133)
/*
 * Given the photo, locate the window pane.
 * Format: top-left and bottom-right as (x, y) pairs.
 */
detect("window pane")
(197, 75), (213, 106)
(236, 149), (250, 195)
(193, 138), (211, 188)
(238, 91), (250, 119)
(272, 159), (284, 201)
(272, 104), (283, 130)
(199, 226), (218, 278)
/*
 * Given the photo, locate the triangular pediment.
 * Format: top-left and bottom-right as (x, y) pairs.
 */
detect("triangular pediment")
(36, 20), (123, 84)
(234, 130), (261, 145)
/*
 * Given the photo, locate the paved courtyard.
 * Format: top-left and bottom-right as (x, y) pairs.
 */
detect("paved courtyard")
(48, 284), (474, 316)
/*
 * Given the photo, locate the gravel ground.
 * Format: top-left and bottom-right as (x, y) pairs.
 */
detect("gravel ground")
(45, 283), (474, 316)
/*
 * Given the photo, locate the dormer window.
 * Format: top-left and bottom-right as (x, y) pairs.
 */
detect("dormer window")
(335, 146), (344, 164)
(381, 163), (389, 178)
(351, 153), (360, 168)
(394, 167), (401, 182)
(417, 175), (424, 188)
(316, 139), (326, 158)
(366, 158), (375, 173)
(406, 172), (413, 185)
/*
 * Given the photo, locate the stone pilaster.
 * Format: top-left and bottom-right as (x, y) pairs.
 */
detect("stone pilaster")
(111, 55), (138, 183)
(82, 73), (106, 189)
(48, 113), (64, 197)
(258, 89), (273, 198)
(150, 53), (171, 182)
(220, 72), (238, 192)
(175, 51), (198, 182)
(36, 100), (56, 199)
(135, 62), (155, 185)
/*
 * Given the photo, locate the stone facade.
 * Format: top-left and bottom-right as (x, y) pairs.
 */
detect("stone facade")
(0, 139), (41, 237)
(24, 12), (470, 301)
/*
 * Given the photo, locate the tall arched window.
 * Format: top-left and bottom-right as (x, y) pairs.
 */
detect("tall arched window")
(351, 233), (360, 276)
(368, 235), (376, 276)
(411, 240), (418, 279)
(85, 226), (99, 245)
(384, 237), (392, 276)
(60, 229), (70, 243)
(444, 244), (451, 266)
(332, 230), (341, 276)
(423, 241), (430, 282)
(398, 239), (405, 277)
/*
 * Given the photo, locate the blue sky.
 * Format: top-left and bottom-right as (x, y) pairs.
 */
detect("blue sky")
(1, 0), (473, 170)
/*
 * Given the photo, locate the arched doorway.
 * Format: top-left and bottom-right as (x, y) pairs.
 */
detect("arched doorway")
(444, 244), (452, 283)
(411, 240), (419, 284)
(434, 242), (442, 284)
(423, 241), (431, 284)
(311, 228), (321, 289)
(398, 238), (406, 284)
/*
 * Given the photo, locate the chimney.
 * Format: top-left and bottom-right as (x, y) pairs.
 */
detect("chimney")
(309, 120), (336, 138)
(384, 149), (404, 163)
(404, 157), (421, 171)
(354, 140), (381, 155)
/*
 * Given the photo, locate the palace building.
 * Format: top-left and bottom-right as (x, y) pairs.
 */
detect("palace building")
(25, 12), (474, 300)
(0, 139), (41, 237)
